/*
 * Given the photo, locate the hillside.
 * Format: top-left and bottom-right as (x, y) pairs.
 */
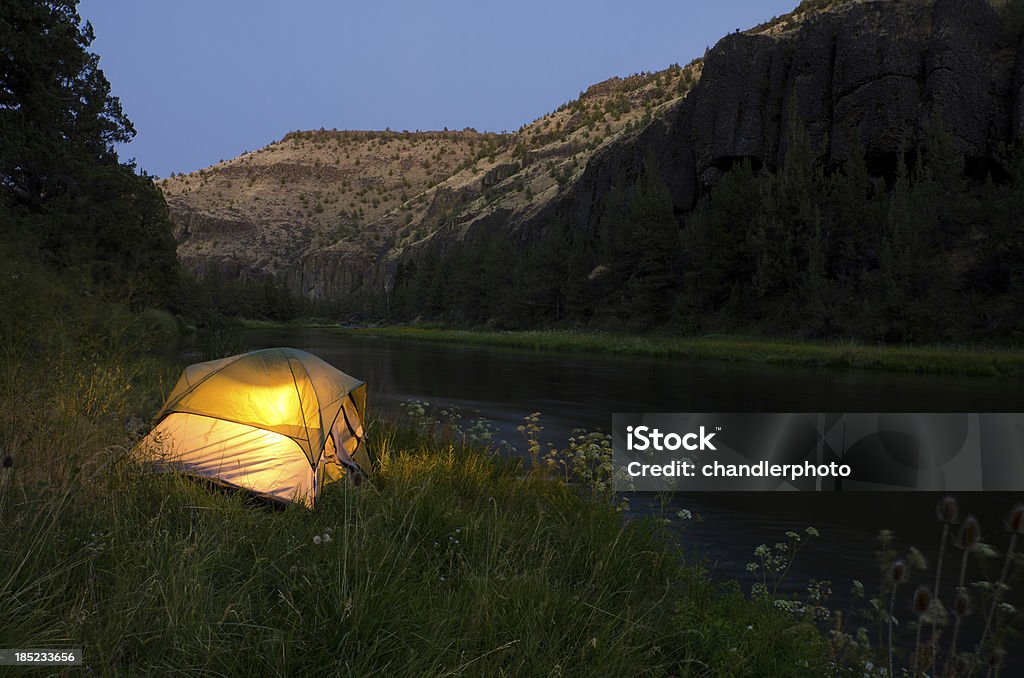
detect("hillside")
(162, 0), (1024, 341)
(159, 130), (500, 279)
(159, 60), (702, 292)
(157, 0), (869, 295)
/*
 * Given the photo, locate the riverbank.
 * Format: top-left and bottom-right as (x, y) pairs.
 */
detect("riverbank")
(0, 286), (843, 673)
(242, 321), (1024, 377)
(1, 414), (838, 675)
(7, 284), (1019, 673)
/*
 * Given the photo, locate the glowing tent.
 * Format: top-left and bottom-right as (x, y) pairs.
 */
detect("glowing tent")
(136, 347), (367, 507)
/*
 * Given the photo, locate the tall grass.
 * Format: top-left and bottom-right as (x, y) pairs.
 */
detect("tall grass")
(0, 261), (838, 675)
(1, 413), (840, 676)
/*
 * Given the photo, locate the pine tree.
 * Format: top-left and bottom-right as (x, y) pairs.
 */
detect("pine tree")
(563, 236), (597, 322)
(517, 219), (570, 324)
(0, 0), (134, 208)
(797, 211), (835, 336)
(0, 0), (179, 307)
(624, 158), (680, 327)
(828, 136), (879, 281)
(683, 159), (762, 314)
(754, 120), (822, 306)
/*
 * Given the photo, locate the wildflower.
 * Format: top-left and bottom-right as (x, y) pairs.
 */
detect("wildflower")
(322, 533), (332, 544)
(890, 560), (907, 583)
(936, 496), (959, 523)
(805, 526), (819, 537)
(313, 535), (322, 545)
(958, 515), (981, 550)
(912, 586), (931, 614)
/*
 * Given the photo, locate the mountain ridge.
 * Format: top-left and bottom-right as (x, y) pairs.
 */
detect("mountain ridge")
(161, 0), (1024, 315)
(160, 59), (702, 294)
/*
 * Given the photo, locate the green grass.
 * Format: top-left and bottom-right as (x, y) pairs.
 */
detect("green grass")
(331, 326), (1024, 378)
(0, 415), (840, 676)
(0, 265), (845, 675)
(237, 317), (347, 330)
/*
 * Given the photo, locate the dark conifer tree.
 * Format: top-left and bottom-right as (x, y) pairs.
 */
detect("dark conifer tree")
(0, 0), (179, 307)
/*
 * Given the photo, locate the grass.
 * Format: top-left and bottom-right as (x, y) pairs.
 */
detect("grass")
(238, 317), (344, 330)
(324, 326), (1024, 378)
(4, 272), (1018, 674)
(0, 266), (837, 675)
(0, 260), (947, 675)
(0, 412), (840, 676)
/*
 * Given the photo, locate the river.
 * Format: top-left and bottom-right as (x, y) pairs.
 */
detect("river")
(236, 328), (1024, 649)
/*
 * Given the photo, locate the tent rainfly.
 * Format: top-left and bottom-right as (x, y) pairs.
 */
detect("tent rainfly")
(136, 347), (367, 507)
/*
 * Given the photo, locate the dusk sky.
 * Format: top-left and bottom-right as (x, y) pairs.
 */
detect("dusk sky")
(78, 1), (797, 178)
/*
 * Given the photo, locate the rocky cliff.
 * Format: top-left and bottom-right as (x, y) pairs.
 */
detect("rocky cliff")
(550, 0), (1021, 242)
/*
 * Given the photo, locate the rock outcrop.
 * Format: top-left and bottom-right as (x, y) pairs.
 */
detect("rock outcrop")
(555, 0), (1019, 239)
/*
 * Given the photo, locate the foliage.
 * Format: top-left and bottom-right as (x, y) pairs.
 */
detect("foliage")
(747, 526), (821, 602)
(542, 428), (615, 502)
(516, 411), (543, 465)
(388, 117), (1024, 345)
(741, 500), (1024, 677)
(0, 0), (179, 308)
(399, 399), (505, 451)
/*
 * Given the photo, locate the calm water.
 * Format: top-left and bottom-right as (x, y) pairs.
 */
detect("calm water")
(237, 329), (1024, 639)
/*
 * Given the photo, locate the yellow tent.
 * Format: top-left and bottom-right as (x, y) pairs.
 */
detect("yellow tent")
(137, 347), (367, 507)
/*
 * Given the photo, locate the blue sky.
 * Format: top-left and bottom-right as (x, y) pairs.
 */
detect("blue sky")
(78, 1), (797, 177)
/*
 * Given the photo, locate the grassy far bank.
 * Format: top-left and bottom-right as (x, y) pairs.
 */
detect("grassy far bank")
(241, 321), (1024, 378)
